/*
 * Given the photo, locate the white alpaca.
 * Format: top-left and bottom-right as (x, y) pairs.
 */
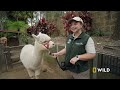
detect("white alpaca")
(20, 32), (55, 79)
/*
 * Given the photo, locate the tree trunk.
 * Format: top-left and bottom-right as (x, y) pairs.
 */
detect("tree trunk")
(111, 12), (120, 40)
(0, 11), (7, 30)
(0, 21), (3, 30)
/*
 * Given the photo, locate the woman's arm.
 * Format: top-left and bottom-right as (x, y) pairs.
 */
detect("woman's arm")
(52, 48), (66, 57)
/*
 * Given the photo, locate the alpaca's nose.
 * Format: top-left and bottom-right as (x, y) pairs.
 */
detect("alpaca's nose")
(52, 43), (55, 46)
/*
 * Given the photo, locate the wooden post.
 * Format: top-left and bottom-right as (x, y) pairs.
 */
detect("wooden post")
(92, 53), (98, 79)
(56, 44), (59, 68)
(5, 46), (13, 69)
(0, 44), (3, 73)
(0, 43), (7, 73)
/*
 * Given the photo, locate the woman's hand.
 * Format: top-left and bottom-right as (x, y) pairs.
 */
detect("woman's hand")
(51, 53), (59, 58)
(70, 56), (79, 65)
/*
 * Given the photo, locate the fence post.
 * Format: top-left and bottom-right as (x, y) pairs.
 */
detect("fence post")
(0, 43), (7, 73)
(0, 44), (2, 73)
(92, 53), (98, 79)
(5, 46), (13, 69)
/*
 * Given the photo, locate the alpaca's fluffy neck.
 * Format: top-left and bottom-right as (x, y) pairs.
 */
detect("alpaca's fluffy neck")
(33, 41), (46, 59)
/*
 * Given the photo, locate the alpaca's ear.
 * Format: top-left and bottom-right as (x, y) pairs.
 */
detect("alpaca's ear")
(38, 32), (42, 35)
(32, 34), (38, 40)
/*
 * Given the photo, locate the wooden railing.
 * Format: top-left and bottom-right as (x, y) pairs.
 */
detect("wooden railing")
(91, 52), (120, 79)
(0, 44), (24, 73)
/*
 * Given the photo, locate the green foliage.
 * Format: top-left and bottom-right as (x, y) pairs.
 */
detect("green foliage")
(91, 29), (104, 36)
(19, 33), (29, 44)
(7, 33), (18, 38)
(0, 32), (6, 37)
(7, 11), (34, 21)
(4, 20), (29, 32)
(91, 29), (112, 36)
(0, 30), (17, 39)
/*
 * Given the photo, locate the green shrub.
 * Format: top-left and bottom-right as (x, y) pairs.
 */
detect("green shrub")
(91, 29), (112, 37)
(91, 29), (105, 36)
(19, 33), (29, 44)
(4, 20), (29, 32)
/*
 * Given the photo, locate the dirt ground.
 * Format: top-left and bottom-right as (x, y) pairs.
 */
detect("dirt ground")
(0, 61), (72, 79)
(0, 36), (119, 79)
(0, 37), (71, 79)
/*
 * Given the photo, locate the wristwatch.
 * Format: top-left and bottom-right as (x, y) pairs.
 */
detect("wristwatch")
(76, 55), (79, 61)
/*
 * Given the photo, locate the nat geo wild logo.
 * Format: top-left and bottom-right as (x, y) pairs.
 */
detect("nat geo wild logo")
(92, 67), (110, 73)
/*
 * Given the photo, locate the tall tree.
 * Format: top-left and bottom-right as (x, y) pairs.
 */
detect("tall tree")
(0, 11), (7, 30)
(111, 12), (120, 40)
(7, 11), (34, 22)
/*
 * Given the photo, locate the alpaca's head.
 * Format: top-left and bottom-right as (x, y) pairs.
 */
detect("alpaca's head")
(32, 32), (55, 50)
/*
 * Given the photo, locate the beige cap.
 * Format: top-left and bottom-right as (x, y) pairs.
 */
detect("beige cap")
(68, 16), (83, 24)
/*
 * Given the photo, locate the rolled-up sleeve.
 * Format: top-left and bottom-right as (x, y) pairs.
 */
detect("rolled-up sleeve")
(85, 37), (96, 53)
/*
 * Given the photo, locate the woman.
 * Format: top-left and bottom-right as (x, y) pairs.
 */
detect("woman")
(52, 16), (96, 79)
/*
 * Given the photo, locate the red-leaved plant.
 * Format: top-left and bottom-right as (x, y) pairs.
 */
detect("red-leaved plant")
(27, 17), (57, 36)
(61, 11), (92, 36)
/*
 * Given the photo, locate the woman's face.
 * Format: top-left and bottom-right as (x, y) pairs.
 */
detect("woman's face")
(69, 21), (83, 33)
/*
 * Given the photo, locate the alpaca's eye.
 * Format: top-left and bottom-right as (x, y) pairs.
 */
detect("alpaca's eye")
(43, 40), (51, 44)
(44, 39), (51, 42)
(43, 41), (47, 43)
(43, 41), (49, 44)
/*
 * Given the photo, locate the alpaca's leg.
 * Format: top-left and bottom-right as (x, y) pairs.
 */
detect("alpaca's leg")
(35, 58), (44, 79)
(41, 56), (46, 72)
(35, 69), (41, 79)
(27, 69), (35, 79)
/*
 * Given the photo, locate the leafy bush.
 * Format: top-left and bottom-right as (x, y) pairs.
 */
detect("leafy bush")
(92, 30), (112, 36)
(94, 30), (104, 36)
(61, 11), (92, 36)
(19, 33), (29, 44)
(26, 17), (57, 36)
(4, 20), (29, 32)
